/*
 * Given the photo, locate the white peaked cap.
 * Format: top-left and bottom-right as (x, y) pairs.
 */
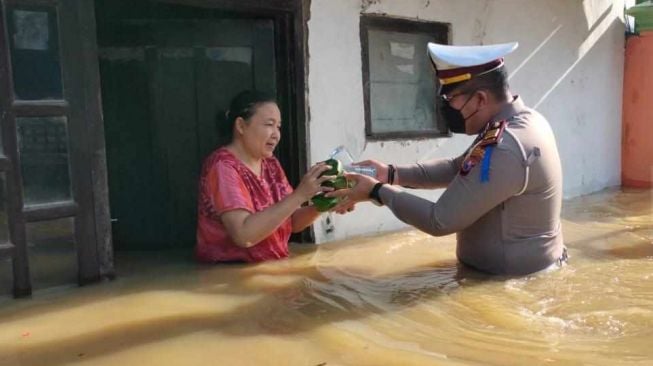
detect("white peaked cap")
(427, 42), (518, 90)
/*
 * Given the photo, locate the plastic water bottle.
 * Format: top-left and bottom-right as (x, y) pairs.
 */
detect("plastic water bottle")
(329, 145), (377, 178)
(344, 165), (377, 178)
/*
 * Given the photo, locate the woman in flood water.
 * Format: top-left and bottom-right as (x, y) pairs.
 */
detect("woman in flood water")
(196, 90), (334, 263)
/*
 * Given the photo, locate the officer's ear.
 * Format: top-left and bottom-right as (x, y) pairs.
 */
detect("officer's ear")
(475, 90), (491, 108)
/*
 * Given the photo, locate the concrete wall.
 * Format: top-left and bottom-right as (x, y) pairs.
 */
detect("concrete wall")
(306, 0), (626, 243)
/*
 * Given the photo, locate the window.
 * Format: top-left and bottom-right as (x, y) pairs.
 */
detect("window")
(361, 15), (449, 139)
(17, 117), (73, 206)
(7, 6), (64, 100)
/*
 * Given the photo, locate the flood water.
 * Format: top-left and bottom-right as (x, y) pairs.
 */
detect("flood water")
(0, 188), (651, 365)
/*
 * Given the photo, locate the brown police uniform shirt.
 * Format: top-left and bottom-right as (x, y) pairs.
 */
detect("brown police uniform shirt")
(379, 96), (564, 275)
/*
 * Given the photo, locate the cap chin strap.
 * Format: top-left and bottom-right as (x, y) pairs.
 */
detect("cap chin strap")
(475, 59), (505, 77)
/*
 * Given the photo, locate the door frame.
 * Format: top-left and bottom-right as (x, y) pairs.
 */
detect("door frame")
(93, 0), (312, 251)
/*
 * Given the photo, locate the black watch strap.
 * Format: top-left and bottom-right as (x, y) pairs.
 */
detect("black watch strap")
(369, 182), (385, 205)
(387, 164), (396, 185)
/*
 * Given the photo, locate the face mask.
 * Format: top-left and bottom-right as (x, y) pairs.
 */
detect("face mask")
(439, 92), (479, 134)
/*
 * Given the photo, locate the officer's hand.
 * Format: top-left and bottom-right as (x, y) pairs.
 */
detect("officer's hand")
(325, 172), (378, 206)
(354, 159), (389, 183)
(332, 199), (356, 214)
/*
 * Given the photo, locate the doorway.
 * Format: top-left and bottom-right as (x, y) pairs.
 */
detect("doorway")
(95, 0), (307, 250)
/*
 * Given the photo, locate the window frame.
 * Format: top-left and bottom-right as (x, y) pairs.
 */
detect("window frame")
(360, 14), (451, 141)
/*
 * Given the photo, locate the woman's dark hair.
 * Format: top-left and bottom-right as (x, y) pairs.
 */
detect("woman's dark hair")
(217, 90), (277, 146)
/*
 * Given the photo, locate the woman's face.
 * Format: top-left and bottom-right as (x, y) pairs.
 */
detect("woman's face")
(236, 102), (282, 159)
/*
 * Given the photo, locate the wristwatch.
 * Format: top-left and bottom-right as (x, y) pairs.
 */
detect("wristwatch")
(369, 182), (385, 206)
(387, 164), (396, 185)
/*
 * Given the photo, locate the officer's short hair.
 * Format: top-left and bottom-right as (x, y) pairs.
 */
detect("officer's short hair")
(461, 67), (510, 102)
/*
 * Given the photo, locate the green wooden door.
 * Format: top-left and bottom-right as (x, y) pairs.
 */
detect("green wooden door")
(98, 16), (277, 250)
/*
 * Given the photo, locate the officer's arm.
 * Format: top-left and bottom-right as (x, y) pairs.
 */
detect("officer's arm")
(394, 155), (464, 189)
(379, 146), (523, 236)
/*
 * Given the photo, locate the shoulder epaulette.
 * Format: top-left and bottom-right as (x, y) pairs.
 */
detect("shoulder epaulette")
(478, 120), (507, 146)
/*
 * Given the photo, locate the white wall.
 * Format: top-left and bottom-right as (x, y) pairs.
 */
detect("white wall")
(306, 0), (626, 243)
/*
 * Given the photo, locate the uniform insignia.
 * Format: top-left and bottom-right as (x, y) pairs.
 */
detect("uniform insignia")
(459, 120), (507, 179)
(479, 120), (506, 146)
(460, 145), (485, 176)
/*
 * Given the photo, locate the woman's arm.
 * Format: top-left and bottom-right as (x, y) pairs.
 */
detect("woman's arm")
(291, 205), (320, 233)
(220, 163), (331, 248)
(220, 191), (306, 247)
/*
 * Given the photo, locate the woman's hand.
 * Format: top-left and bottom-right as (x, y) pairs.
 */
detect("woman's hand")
(293, 163), (335, 202)
(325, 172), (378, 211)
(354, 159), (389, 183)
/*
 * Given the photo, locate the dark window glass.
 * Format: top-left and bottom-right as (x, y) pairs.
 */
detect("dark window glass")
(17, 117), (72, 205)
(8, 7), (64, 100)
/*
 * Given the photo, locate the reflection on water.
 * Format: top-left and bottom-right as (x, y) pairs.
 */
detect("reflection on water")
(0, 188), (651, 365)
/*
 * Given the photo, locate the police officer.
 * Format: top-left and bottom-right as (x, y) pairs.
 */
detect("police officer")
(328, 42), (566, 275)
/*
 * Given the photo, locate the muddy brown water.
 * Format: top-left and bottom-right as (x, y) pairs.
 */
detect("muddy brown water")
(0, 188), (651, 365)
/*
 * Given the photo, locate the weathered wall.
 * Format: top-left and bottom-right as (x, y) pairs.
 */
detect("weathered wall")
(306, 0), (626, 242)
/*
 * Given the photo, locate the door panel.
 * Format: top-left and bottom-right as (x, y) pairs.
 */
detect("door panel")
(99, 47), (160, 248)
(151, 47), (198, 247)
(0, 0), (110, 295)
(99, 13), (278, 250)
(195, 48), (254, 163)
